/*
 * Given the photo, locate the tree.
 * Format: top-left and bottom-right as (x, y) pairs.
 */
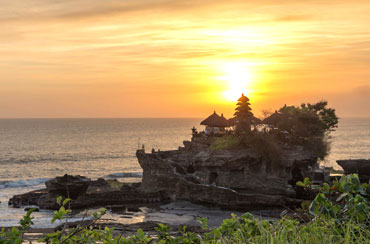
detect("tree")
(234, 93), (253, 133)
(277, 101), (338, 160)
(300, 100), (339, 131)
(261, 109), (273, 120)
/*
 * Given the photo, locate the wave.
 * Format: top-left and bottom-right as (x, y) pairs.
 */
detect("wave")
(0, 178), (51, 189)
(0, 154), (134, 165)
(104, 172), (143, 179)
(0, 172), (142, 190)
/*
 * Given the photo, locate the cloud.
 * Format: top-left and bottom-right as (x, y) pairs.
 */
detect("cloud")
(0, 0), (221, 22)
(353, 85), (370, 96)
(275, 14), (314, 22)
(1, 0), (370, 117)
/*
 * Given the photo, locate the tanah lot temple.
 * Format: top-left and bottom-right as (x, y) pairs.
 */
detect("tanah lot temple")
(200, 111), (229, 135)
(199, 94), (261, 136)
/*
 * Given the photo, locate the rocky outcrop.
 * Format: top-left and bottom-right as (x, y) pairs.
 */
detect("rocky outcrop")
(8, 189), (48, 208)
(9, 179), (161, 210)
(337, 159), (370, 182)
(45, 174), (90, 199)
(9, 142), (329, 211)
(137, 144), (323, 209)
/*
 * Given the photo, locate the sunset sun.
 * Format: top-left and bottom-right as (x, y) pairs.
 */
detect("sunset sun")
(220, 62), (253, 101)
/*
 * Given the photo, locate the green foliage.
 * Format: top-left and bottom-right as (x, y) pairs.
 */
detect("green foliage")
(106, 179), (125, 188)
(298, 174), (370, 223)
(39, 198), (108, 244)
(196, 217), (208, 230)
(276, 101), (338, 159)
(209, 135), (240, 150)
(202, 211), (370, 243)
(0, 208), (35, 244)
(240, 132), (283, 165)
(211, 99), (338, 161)
(296, 177), (313, 188)
(210, 132), (284, 165)
(301, 100), (339, 131)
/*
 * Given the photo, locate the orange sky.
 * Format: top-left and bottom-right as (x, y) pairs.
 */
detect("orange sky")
(1, 0), (370, 118)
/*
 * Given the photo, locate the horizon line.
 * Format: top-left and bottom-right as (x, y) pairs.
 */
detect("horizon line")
(1, 116), (370, 120)
(0, 117), (203, 119)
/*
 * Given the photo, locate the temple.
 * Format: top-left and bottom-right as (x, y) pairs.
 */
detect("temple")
(200, 111), (230, 135)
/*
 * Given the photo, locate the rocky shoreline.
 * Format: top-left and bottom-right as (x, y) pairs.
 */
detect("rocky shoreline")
(6, 136), (370, 238)
(9, 177), (161, 210)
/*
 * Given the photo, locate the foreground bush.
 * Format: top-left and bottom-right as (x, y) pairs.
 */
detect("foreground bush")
(1, 175), (369, 244)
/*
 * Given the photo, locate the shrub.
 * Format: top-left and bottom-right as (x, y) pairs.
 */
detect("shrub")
(298, 174), (370, 223)
(210, 135), (240, 150)
(240, 132), (283, 165)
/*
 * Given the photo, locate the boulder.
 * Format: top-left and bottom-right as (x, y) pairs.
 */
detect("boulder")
(337, 159), (370, 182)
(45, 174), (90, 199)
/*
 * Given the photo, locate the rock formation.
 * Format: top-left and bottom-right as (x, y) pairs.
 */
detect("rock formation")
(9, 137), (330, 211)
(45, 174), (90, 199)
(337, 159), (370, 182)
(9, 178), (161, 210)
(137, 137), (327, 209)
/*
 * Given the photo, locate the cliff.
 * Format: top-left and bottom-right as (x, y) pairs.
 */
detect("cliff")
(136, 138), (326, 209)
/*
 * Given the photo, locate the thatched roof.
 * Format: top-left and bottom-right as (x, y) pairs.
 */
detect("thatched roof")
(228, 116), (262, 126)
(251, 116), (262, 124)
(200, 111), (229, 127)
(262, 112), (285, 125)
(237, 93), (250, 103)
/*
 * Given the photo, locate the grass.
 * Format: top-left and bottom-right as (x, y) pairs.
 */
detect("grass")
(204, 214), (370, 243)
(106, 179), (124, 188)
(210, 135), (240, 150)
(210, 132), (283, 165)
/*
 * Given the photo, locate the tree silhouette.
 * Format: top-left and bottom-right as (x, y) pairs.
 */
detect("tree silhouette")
(234, 93), (253, 133)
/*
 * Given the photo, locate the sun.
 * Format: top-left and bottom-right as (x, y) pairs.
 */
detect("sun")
(219, 62), (253, 101)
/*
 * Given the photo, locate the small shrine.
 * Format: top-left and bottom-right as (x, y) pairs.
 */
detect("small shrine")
(200, 111), (229, 135)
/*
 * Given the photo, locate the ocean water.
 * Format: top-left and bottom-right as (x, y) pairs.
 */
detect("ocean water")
(0, 118), (198, 227)
(324, 117), (370, 168)
(0, 117), (369, 227)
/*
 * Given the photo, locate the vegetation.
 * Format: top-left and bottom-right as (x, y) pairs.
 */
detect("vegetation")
(106, 179), (125, 188)
(210, 133), (283, 165)
(239, 132), (283, 165)
(276, 101), (339, 159)
(209, 135), (240, 150)
(1, 175), (368, 243)
(211, 96), (338, 161)
(297, 174), (370, 222)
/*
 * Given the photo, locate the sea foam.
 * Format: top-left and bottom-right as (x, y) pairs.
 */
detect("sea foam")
(0, 178), (50, 189)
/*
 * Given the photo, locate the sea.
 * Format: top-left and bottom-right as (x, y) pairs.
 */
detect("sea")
(0, 118), (369, 227)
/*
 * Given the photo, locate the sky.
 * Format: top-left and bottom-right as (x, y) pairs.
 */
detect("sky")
(1, 0), (370, 118)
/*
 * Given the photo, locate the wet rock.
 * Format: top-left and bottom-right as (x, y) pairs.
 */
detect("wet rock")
(337, 159), (370, 182)
(10, 177), (162, 210)
(89, 178), (110, 188)
(45, 174), (91, 199)
(9, 189), (47, 208)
